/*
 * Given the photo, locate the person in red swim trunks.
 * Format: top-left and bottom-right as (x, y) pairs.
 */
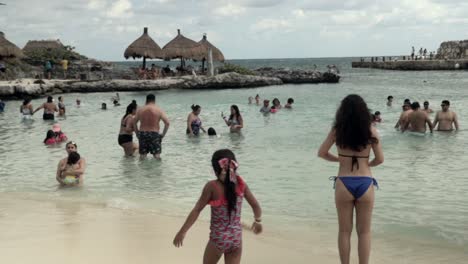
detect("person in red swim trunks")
(173, 149), (263, 264)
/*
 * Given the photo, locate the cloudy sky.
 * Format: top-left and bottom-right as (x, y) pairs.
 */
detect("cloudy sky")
(1, 0), (467, 61)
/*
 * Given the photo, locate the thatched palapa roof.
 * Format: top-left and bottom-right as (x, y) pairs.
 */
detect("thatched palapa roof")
(23, 39), (64, 53)
(162, 29), (206, 60)
(124, 27), (164, 59)
(197, 34), (225, 62)
(0, 32), (24, 58)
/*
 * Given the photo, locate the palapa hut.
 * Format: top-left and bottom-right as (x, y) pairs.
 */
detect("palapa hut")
(23, 39), (64, 54)
(162, 29), (206, 66)
(124, 27), (164, 69)
(197, 34), (224, 62)
(0, 32), (23, 59)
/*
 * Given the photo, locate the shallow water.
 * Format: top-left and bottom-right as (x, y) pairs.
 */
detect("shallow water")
(1, 58), (467, 257)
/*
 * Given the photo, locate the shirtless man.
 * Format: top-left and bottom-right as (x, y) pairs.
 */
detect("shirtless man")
(394, 103), (412, 130)
(433, 100), (459, 131)
(402, 102), (433, 133)
(422, 101), (433, 114)
(33, 96), (58, 120)
(133, 94), (170, 159)
(56, 141), (86, 186)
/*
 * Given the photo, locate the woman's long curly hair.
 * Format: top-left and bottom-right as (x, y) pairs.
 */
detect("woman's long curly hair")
(211, 149), (238, 217)
(334, 94), (377, 151)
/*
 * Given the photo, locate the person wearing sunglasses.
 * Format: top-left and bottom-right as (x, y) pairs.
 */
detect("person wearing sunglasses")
(56, 141), (86, 185)
(433, 100), (459, 131)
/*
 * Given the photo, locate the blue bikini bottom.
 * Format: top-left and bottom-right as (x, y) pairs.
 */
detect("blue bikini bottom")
(330, 176), (379, 199)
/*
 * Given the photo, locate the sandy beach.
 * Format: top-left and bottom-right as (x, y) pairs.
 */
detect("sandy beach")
(0, 192), (466, 264)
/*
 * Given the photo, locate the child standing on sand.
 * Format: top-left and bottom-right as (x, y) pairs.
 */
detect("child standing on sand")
(173, 149), (262, 264)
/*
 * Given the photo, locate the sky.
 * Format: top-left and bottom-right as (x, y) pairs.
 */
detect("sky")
(0, 0), (467, 61)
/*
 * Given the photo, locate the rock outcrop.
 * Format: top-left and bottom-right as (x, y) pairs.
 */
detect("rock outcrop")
(436, 40), (468, 60)
(253, 67), (340, 83)
(0, 72), (282, 98)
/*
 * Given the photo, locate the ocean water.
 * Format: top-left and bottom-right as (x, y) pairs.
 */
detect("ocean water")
(1, 58), (467, 259)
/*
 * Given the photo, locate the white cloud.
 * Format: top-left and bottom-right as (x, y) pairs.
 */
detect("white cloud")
(106, 0), (133, 18)
(87, 0), (107, 10)
(214, 3), (246, 16)
(292, 9), (306, 18)
(252, 18), (293, 31)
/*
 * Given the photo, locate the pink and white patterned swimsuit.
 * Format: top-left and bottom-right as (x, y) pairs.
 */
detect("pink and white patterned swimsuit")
(208, 176), (246, 253)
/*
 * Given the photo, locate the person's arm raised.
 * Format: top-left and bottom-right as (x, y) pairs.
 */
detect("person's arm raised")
(244, 184), (262, 234)
(369, 127), (384, 167)
(173, 182), (212, 247)
(317, 129), (339, 162)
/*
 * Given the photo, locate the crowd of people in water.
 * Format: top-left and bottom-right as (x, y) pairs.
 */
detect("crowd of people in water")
(0, 90), (460, 264)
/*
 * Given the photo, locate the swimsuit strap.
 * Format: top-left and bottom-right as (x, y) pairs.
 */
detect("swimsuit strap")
(338, 153), (369, 171)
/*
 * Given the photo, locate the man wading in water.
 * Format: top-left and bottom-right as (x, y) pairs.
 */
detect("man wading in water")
(133, 94), (170, 160)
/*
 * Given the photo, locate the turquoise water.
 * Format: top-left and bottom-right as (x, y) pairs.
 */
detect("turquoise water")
(1, 58), (468, 255)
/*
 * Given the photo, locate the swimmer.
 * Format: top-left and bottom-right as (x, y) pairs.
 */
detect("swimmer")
(207, 127), (217, 136)
(374, 111), (382, 123)
(222, 105), (243, 133)
(433, 100), (459, 131)
(133, 94), (170, 160)
(187, 104), (206, 136)
(318, 94), (383, 264)
(394, 103), (412, 130)
(101, 102), (107, 110)
(270, 105), (278, 113)
(76, 98), (81, 107)
(284, 98), (294, 109)
(58, 96), (66, 116)
(118, 102), (139, 156)
(386, 95), (393, 107)
(52, 123), (68, 143)
(422, 101), (433, 114)
(56, 141), (86, 185)
(33, 96), (58, 120)
(259, 99), (270, 113)
(272, 98), (282, 109)
(58, 152), (82, 186)
(44, 130), (57, 145)
(255, 94), (260, 105)
(248, 96), (254, 104)
(20, 98), (33, 118)
(402, 102), (433, 133)
(173, 149), (262, 263)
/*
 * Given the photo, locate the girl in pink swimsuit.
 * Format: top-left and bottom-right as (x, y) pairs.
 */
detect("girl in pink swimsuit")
(174, 149), (263, 264)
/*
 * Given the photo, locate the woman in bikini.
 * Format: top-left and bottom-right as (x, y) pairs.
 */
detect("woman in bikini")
(118, 102), (138, 156)
(222, 105), (243, 133)
(20, 98), (34, 118)
(173, 149), (262, 264)
(318, 94), (384, 264)
(187, 104), (206, 136)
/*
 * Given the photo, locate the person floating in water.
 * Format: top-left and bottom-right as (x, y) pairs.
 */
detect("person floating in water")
(173, 149), (262, 264)
(433, 100), (459, 131)
(284, 98), (294, 109)
(133, 94), (170, 160)
(318, 94), (383, 264)
(402, 102), (433, 134)
(33, 96), (58, 120)
(187, 104), (206, 136)
(118, 102), (139, 156)
(386, 95), (393, 107)
(255, 94), (260, 105)
(422, 101), (433, 114)
(222, 105), (243, 133)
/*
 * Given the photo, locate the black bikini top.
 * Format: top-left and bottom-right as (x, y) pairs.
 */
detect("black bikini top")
(338, 153), (369, 171)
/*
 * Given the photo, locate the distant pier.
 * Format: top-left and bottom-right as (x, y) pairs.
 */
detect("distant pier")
(352, 56), (468, 71)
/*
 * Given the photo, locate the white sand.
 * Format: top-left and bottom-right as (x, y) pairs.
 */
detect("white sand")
(0, 193), (465, 264)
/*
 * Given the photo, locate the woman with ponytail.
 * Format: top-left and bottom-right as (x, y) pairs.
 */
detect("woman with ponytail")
(174, 149), (262, 264)
(118, 102), (138, 156)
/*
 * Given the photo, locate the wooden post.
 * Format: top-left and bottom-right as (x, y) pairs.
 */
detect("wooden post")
(142, 56), (147, 69)
(208, 48), (214, 76)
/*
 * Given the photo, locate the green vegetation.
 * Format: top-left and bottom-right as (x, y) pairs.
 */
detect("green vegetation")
(217, 63), (255, 75)
(23, 45), (87, 66)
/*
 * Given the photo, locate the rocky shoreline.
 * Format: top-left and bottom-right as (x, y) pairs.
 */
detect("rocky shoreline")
(0, 70), (340, 99)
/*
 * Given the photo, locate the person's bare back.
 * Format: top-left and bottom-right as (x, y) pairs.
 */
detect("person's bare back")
(407, 110), (432, 133)
(138, 104), (162, 132)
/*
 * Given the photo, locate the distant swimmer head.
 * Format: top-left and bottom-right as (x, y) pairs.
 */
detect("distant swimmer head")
(287, 98), (294, 104)
(101, 102), (107, 110)
(387, 95), (393, 101)
(404, 98), (411, 104)
(411, 102), (420, 110)
(191, 104), (201, 115)
(263, 99), (270, 107)
(52, 123), (62, 133)
(272, 98), (280, 106)
(211, 149), (238, 215)
(424, 101), (429, 106)
(47, 96), (53, 103)
(76, 99), (81, 105)
(67, 151), (81, 165)
(208, 127), (217, 136)
(334, 94), (378, 152)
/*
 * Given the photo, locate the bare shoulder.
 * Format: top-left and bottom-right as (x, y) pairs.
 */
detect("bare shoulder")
(371, 125), (380, 137)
